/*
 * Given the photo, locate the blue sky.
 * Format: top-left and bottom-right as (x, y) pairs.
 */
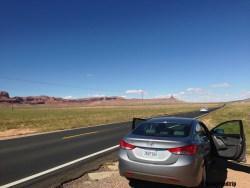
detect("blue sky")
(0, 0), (250, 102)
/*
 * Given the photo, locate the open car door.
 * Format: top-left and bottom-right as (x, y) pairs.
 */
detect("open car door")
(210, 120), (246, 162)
(132, 118), (146, 130)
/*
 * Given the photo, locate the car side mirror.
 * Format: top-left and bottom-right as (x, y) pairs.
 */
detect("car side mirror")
(132, 118), (146, 130)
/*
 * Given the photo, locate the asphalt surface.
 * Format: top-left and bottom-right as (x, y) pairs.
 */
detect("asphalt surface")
(0, 108), (218, 187)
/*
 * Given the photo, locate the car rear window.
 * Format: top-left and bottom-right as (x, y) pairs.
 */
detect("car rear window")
(132, 122), (191, 137)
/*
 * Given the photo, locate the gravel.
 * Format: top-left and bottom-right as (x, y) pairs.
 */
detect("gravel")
(63, 157), (250, 188)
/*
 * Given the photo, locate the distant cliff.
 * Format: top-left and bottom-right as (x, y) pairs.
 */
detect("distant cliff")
(0, 91), (183, 105)
(0, 91), (125, 105)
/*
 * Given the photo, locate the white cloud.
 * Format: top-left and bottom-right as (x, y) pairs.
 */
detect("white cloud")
(155, 88), (207, 101)
(152, 86), (248, 103)
(211, 82), (231, 88)
(92, 94), (105, 97)
(154, 94), (172, 99)
(240, 91), (250, 99)
(186, 87), (206, 94)
(173, 87), (243, 102)
(179, 91), (186, 95)
(173, 92), (184, 97)
(125, 89), (145, 94)
(172, 88), (206, 99)
(171, 87), (214, 102)
(63, 96), (73, 99)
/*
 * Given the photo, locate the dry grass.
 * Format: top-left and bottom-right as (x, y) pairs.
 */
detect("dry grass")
(0, 103), (219, 133)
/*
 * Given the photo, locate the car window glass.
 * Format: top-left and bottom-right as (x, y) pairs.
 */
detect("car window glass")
(132, 122), (191, 137)
(213, 121), (240, 135)
(195, 123), (208, 140)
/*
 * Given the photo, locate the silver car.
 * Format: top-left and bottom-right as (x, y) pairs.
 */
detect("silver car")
(200, 108), (208, 112)
(118, 117), (246, 188)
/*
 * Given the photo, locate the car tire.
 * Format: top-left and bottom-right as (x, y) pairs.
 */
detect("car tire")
(128, 179), (136, 187)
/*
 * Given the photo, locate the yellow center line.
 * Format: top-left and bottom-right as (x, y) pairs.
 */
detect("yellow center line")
(62, 131), (98, 140)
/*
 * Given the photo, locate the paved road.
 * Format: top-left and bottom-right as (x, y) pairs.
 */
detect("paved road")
(0, 108), (218, 187)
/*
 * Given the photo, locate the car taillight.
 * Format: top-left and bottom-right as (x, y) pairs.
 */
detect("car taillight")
(168, 144), (197, 155)
(119, 139), (136, 150)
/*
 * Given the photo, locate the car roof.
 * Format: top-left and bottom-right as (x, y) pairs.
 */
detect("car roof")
(146, 116), (197, 125)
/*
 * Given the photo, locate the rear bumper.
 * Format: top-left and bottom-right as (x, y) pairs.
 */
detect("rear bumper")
(118, 149), (203, 187)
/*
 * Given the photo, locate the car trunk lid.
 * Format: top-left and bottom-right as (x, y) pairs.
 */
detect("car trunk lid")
(124, 134), (192, 165)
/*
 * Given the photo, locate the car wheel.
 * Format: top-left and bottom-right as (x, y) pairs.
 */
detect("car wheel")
(197, 164), (207, 188)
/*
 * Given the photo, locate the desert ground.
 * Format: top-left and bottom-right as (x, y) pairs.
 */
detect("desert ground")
(0, 103), (219, 138)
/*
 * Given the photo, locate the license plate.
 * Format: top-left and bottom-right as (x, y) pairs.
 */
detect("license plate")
(142, 150), (158, 158)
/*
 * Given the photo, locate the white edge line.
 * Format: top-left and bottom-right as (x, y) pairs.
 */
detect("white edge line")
(0, 145), (119, 188)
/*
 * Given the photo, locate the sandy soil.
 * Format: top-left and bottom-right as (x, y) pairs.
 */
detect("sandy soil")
(0, 128), (37, 140)
(225, 167), (249, 188)
(63, 162), (129, 188)
(63, 156), (250, 188)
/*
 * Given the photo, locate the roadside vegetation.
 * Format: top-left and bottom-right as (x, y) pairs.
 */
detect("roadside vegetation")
(201, 102), (250, 154)
(0, 103), (218, 134)
(2, 102), (249, 149)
